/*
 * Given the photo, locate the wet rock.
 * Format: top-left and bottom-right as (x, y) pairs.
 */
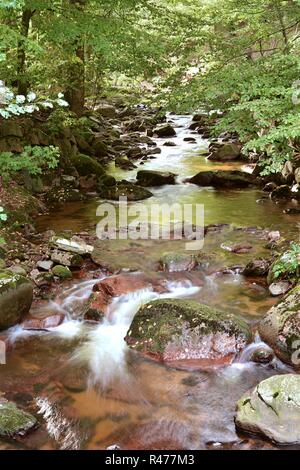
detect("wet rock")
(236, 375), (300, 445)
(153, 123), (176, 138)
(159, 252), (198, 272)
(85, 273), (162, 318)
(51, 236), (94, 256)
(115, 157), (136, 170)
(163, 141), (176, 147)
(36, 260), (54, 271)
(0, 270), (33, 330)
(71, 154), (105, 177)
(259, 285), (300, 366)
(269, 281), (292, 297)
(251, 347), (274, 364)
(263, 182), (277, 192)
(45, 187), (85, 204)
(22, 313), (64, 330)
(125, 299), (251, 368)
(52, 265), (72, 280)
(136, 170), (176, 187)
(187, 170), (257, 188)
(51, 250), (83, 268)
(78, 175), (98, 191)
(183, 137), (196, 143)
(92, 139), (109, 158)
(243, 259), (271, 277)
(230, 244), (253, 254)
(271, 185), (291, 200)
(282, 161), (294, 184)
(192, 113), (207, 122)
(0, 397), (37, 437)
(99, 181), (153, 201)
(146, 147), (161, 155)
(30, 269), (54, 287)
(208, 142), (242, 162)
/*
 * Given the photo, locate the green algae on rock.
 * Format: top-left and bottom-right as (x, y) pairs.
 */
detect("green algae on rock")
(0, 270), (33, 330)
(236, 375), (300, 445)
(259, 285), (300, 366)
(125, 299), (251, 368)
(0, 398), (37, 437)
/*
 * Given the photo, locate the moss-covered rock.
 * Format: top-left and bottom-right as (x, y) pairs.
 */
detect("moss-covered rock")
(0, 270), (33, 330)
(153, 123), (176, 138)
(125, 299), (251, 368)
(52, 265), (72, 280)
(0, 397), (37, 437)
(136, 170), (176, 187)
(99, 180), (153, 201)
(259, 285), (300, 366)
(236, 375), (300, 445)
(71, 153), (105, 177)
(208, 142), (242, 161)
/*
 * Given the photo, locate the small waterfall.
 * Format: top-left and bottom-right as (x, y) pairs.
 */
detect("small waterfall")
(71, 280), (200, 389)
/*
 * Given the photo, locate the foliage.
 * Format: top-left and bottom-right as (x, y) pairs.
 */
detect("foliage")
(271, 243), (300, 281)
(0, 206), (7, 223)
(0, 82), (68, 119)
(0, 145), (60, 176)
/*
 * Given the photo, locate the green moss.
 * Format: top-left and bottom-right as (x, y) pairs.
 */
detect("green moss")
(71, 153), (105, 177)
(0, 399), (37, 437)
(52, 265), (72, 279)
(126, 299), (251, 355)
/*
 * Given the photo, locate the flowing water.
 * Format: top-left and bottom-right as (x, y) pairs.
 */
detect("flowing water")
(1, 114), (300, 450)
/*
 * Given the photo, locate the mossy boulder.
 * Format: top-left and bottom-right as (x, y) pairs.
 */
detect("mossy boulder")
(153, 123), (176, 138)
(52, 265), (72, 280)
(208, 142), (242, 162)
(71, 153), (105, 177)
(187, 170), (257, 188)
(259, 285), (300, 366)
(136, 170), (176, 187)
(0, 270), (33, 330)
(236, 375), (300, 445)
(0, 398), (37, 437)
(99, 180), (153, 201)
(125, 299), (251, 368)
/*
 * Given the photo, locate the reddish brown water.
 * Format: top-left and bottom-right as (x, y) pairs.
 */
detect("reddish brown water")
(1, 115), (300, 450)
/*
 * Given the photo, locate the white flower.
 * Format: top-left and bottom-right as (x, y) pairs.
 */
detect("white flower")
(27, 92), (37, 102)
(16, 94), (26, 104)
(57, 92), (64, 98)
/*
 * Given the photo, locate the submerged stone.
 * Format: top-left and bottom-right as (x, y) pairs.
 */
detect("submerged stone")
(99, 181), (153, 201)
(236, 375), (300, 445)
(125, 299), (251, 368)
(0, 270), (33, 330)
(136, 170), (176, 187)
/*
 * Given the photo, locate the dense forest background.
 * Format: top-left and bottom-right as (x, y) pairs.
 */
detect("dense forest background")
(0, 0), (300, 177)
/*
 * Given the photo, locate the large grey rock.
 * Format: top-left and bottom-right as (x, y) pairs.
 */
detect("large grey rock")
(259, 285), (300, 366)
(236, 375), (300, 445)
(0, 270), (33, 330)
(208, 142), (242, 161)
(153, 123), (176, 138)
(0, 397), (37, 437)
(51, 236), (94, 255)
(126, 299), (251, 368)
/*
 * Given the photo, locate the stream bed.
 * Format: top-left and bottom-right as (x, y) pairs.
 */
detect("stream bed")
(1, 115), (300, 450)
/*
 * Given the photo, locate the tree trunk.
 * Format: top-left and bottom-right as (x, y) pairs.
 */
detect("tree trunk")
(17, 9), (33, 96)
(65, 0), (85, 116)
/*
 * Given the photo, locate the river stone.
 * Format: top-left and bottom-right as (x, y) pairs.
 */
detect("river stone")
(71, 154), (105, 177)
(52, 265), (72, 280)
(243, 259), (271, 277)
(0, 398), (37, 437)
(99, 181), (153, 201)
(159, 252), (198, 272)
(0, 270), (33, 330)
(236, 375), (300, 445)
(51, 250), (83, 268)
(125, 299), (251, 368)
(153, 123), (176, 138)
(208, 142), (242, 162)
(269, 281), (291, 297)
(187, 170), (257, 188)
(51, 236), (94, 255)
(136, 170), (176, 187)
(259, 285), (300, 366)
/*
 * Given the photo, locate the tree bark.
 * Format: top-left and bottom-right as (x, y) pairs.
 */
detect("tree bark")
(17, 9), (34, 96)
(65, 0), (86, 116)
